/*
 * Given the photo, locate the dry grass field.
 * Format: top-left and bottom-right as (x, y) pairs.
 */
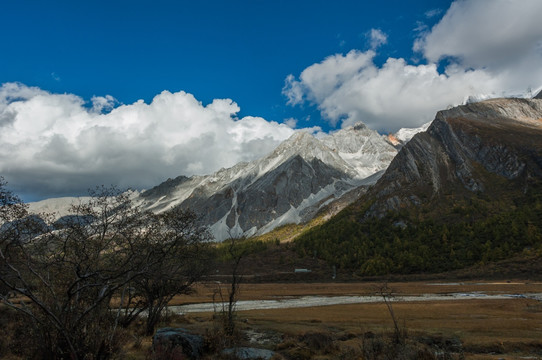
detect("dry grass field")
(149, 281), (542, 359)
(235, 299), (542, 358)
(4, 280), (541, 359)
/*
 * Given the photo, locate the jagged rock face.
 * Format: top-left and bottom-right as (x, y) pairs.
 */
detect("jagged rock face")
(321, 123), (398, 177)
(368, 98), (542, 216)
(27, 121), (426, 241)
(176, 155), (346, 232)
(137, 123), (397, 240)
(386, 134), (401, 146)
(235, 155), (348, 230)
(140, 176), (190, 199)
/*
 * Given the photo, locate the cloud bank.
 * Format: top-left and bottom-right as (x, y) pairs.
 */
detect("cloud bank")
(0, 83), (297, 200)
(283, 0), (542, 132)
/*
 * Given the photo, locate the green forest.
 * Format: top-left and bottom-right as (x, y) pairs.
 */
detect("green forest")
(293, 185), (542, 276)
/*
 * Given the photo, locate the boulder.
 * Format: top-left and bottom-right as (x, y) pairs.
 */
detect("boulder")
(152, 327), (203, 359)
(222, 347), (276, 360)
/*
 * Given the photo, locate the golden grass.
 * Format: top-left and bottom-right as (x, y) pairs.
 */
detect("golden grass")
(166, 280), (542, 359)
(169, 298), (540, 359)
(248, 212), (329, 244)
(233, 298), (541, 340)
(6, 280), (541, 359)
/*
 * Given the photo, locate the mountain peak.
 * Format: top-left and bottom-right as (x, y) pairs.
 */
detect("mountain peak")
(28, 119), (402, 241)
(433, 97), (542, 132)
(283, 130), (320, 145)
(393, 122), (431, 145)
(352, 122), (368, 131)
(386, 134), (400, 146)
(367, 97), (542, 216)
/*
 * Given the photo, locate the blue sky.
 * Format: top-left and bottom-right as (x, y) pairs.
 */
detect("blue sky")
(1, 0), (449, 132)
(1, 0), (542, 200)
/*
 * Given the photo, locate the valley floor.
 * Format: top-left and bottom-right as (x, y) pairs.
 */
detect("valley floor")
(5, 280), (540, 359)
(142, 280), (542, 359)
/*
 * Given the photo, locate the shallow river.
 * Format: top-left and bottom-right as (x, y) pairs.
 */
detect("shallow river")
(168, 292), (542, 314)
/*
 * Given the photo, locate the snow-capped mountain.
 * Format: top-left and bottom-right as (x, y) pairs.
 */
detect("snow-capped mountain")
(28, 121), (426, 241)
(393, 122), (432, 144)
(321, 123), (397, 178)
(135, 123), (398, 240)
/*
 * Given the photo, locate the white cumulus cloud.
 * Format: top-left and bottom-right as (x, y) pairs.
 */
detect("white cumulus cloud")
(415, 0), (542, 92)
(91, 95), (118, 113)
(415, 0), (542, 68)
(0, 83), (298, 200)
(368, 28), (388, 50)
(284, 0), (542, 132)
(283, 50), (500, 131)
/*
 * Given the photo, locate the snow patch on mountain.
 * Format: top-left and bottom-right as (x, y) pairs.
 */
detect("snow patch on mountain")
(27, 197), (91, 218)
(135, 123), (400, 240)
(26, 190), (141, 220)
(321, 123), (397, 177)
(394, 122), (432, 144)
(27, 121), (406, 241)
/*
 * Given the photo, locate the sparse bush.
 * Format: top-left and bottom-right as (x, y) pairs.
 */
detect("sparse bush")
(300, 332), (336, 353)
(361, 331), (465, 360)
(275, 331), (338, 360)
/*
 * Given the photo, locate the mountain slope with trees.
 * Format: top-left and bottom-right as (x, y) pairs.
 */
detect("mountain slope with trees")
(295, 98), (542, 275)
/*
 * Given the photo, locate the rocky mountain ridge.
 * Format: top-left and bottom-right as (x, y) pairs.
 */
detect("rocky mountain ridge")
(135, 123), (399, 240)
(292, 96), (542, 277)
(366, 97), (542, 217)
(29, 121), (423, 241)
(28, 96), (542, 243)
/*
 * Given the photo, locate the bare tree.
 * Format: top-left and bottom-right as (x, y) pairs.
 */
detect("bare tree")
(376, 282), (405, 345)
(0, 177), (32, 298)
(213, 233), (248, 340)
(118, 208), (212, 335)
(0, 183), (211, 359)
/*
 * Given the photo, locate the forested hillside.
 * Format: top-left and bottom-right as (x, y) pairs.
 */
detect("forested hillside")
(295, 184), (542, 275)
(294, 98), (542, 275)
